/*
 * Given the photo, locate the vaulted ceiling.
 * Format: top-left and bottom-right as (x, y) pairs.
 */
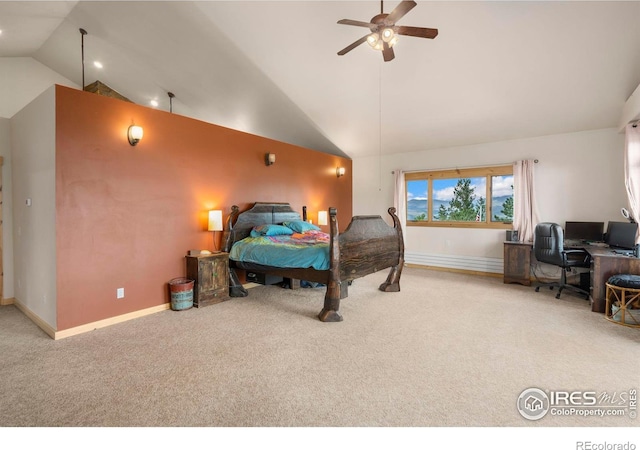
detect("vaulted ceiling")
(2, 1), (640, 159)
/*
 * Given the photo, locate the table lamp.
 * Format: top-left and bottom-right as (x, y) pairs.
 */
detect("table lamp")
(208, 210), (223, 251)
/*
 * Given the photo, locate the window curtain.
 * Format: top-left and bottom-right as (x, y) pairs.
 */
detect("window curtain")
(624, 123), (640, 243)
(513, 159), (540, 243)
(393, 169), (406, 232)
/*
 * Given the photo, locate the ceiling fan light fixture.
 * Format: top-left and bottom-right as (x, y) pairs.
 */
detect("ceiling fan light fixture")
(381, 27), (395, 43)
(366, 32), (380, 48)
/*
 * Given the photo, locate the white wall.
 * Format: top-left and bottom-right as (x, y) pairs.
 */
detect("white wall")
(353, 128), (627, 272)
(0, 57), (77, 119)
(11, 86), (57, 328)
(0, 57), (74, 302)
(0, 118), (14, 299)
(619, 82), (640, 130)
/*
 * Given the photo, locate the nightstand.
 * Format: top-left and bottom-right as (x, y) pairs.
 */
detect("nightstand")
(503, 241), (532, 286)
(185, 253), (230, 307)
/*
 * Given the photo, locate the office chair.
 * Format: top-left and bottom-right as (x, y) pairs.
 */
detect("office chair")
(533, 222), (591, 300)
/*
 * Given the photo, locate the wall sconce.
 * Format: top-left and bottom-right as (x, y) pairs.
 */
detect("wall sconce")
(128, 125), (143, 146)
(208, 210), (223, 251)
(336, 167), (346, 178)
(318, 211), (328, 226)
(265, 153), (276, 166)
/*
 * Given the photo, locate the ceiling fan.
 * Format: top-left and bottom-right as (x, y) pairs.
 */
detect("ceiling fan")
(337, 0), (438, 62)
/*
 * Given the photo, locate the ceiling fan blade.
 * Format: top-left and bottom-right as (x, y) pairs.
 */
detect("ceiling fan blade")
(337, 19), (375, 29)
(386, 0), (417, 24)
(337, 35), (369, 56)
(396, 26), (439, 39)
(382, 41), (395, 62)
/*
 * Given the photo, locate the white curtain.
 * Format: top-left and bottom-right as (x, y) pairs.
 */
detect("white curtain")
(513, 159), (540, 243)
(393, 169), (406, 232)
(624, 124), (640, 244)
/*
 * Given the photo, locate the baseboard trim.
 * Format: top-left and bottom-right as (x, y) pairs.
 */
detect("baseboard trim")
(13, 301), (56, 339)
(1, 297), (15, 306)
(12, 299), (171, 340)
(54, 304), (171, 340)
(9, 286), (265, 340)
(405, 263), (502, 278)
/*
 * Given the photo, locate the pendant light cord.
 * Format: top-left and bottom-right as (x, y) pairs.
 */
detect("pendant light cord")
(79, 28), (87, 90)
(168, 92), (175, 113)
(379, 61), (383, 191)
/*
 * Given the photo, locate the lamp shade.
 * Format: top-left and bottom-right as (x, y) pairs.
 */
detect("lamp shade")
(265, 153), (276, 166)
(367, 32), (380, 48)
(128, 125), (143, 146)
(208, 210), (223, 231)
(318, 211), (328, 226)
(381, 28), (395, 43)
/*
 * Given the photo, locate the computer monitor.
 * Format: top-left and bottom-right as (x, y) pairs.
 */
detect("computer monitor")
(605, 221), (638, 249)
(564, 221), (605, 242)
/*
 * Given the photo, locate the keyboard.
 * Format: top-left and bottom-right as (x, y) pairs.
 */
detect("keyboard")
(564, 239), (609, 248)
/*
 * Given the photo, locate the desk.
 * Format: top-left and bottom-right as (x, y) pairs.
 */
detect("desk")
(583, 245), (640, 313)
(502, 242), (640, 313)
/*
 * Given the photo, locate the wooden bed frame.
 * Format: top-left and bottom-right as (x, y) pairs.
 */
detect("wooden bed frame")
(221, 202), (405, 322)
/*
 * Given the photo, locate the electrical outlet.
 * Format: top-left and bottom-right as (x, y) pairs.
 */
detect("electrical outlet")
(116, 288), (125, 299)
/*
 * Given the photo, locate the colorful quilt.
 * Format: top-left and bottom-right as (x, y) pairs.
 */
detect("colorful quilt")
(229, 230), (330, 270)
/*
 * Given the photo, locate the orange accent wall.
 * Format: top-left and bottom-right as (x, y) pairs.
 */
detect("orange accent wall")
(55, 85), (352, 330)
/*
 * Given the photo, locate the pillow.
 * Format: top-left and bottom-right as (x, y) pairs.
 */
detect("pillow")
(282, 220), (321, 233)
(250, 224), (294, 237)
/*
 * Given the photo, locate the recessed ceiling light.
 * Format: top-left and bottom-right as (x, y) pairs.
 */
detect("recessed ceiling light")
(93, 61), (103, 69)
(150, 100), (159, 107)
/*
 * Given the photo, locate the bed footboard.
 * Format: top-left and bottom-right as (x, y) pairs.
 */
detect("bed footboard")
(319, 207), (404, 322)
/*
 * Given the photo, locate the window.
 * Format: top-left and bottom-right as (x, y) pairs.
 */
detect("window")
(406, 165), (514, 228)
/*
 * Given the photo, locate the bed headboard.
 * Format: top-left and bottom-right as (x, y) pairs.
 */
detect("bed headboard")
(222, 202), (301, 251)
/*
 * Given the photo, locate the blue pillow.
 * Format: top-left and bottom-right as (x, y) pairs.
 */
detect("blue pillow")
(250, 224), (294, 237)
(282, 220), (321, 233)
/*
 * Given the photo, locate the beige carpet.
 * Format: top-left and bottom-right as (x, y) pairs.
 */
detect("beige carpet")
(1, 267), (639, 429)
